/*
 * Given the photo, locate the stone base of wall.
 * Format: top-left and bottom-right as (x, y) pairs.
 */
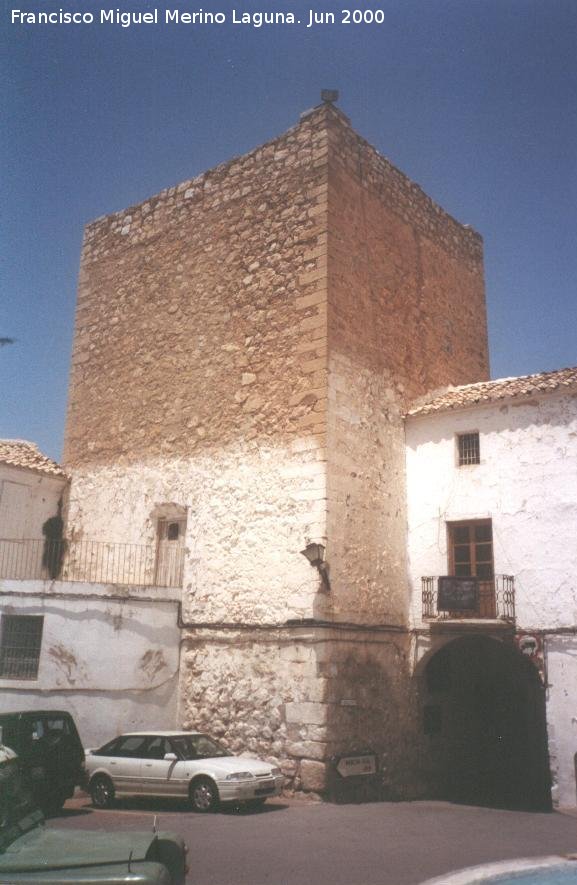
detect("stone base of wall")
(178, 623), (422, 801)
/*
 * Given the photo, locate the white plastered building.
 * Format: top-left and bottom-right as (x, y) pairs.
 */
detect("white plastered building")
(0, 440), (181, 747)
(405, 367), (577, 809)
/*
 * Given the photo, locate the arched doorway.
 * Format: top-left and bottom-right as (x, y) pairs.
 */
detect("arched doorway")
(420, 636), (551, 810)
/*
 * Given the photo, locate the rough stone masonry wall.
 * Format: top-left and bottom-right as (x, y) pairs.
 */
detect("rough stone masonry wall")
(179, 627), (324, 790)
(64, 108), (335, 623)
(180, 625), (418, 797)
(324, 106), (489, 626)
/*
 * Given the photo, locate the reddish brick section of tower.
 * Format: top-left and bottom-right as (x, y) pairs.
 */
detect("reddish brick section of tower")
(322, 105), (488, 624)
(326, 106), (487, 399)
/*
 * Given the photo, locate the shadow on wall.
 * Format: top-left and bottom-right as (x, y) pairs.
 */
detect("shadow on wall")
(42, 503), (66, 579)
(322, 641), (419, 804)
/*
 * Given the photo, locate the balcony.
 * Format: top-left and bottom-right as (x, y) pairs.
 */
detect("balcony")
(421, 575), (515, 622)
(0, 538), (185, 589)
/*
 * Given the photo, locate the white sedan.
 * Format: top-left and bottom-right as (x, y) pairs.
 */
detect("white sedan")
(85, 731), (284, 812)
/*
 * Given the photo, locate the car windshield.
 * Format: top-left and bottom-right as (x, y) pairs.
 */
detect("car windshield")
(171, 734), (232, 760)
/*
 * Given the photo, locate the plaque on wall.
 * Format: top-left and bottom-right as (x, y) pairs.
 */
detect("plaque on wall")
(334, 753), (378, 778)
(437, 576), (479, 611)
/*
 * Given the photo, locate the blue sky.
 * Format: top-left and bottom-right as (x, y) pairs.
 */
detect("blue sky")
(1, 0), (576, 460)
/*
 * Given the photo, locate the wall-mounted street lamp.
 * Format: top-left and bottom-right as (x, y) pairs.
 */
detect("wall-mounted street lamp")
(300, 542), (331, 591)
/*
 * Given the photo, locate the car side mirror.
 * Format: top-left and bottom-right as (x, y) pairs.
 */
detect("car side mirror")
(164, 752), (177, 762)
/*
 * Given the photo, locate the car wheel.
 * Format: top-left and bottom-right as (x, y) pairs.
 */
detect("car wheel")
(90, 775), (115, 809)
(189, 777), (219, 813)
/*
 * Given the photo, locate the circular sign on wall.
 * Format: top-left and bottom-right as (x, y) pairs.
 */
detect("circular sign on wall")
(515, 632), (546, 684)
(517, 634), (541, 657)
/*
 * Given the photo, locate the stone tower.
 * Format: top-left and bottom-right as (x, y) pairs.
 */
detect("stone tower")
(64, 102), (488, 795)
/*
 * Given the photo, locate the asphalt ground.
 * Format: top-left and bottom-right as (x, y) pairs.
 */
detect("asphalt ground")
(50, 793), (577, 885)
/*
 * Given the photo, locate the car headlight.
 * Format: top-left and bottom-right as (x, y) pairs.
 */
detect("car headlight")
(225, 771), (256, 781)
(270, 767), (282, 776)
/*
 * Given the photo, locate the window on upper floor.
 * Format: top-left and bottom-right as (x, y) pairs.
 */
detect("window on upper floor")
(0, 615), (44, 679)
(457, 432), (480, 466)
(448, 520), (494, 581)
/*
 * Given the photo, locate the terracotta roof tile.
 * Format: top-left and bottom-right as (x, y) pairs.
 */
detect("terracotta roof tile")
(407, 366), (577, 417)
(0, 440), (67, 477)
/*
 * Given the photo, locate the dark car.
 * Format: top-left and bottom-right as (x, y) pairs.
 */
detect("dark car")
(0, 742), (187, 884)
(0, 710), (85, 813)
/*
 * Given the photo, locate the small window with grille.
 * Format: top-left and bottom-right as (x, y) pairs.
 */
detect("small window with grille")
(0, 615), (44, 679)
(457, 432), (480, 466)
(166, 521), (181, 541)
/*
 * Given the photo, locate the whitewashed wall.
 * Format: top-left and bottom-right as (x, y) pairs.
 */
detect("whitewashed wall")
(0, 465), (66, 540)
(0, 580), (181, 748)
(66, 440), (328, 625)
(546, 635), (577, 808)
(405, 390), (577, 629)
(405, 388), (577, 808)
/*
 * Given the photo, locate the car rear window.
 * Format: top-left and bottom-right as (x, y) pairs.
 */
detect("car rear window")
(93, 737), (120, 756)
(32, 715), (75, 739)
(170, 734), (231, 760)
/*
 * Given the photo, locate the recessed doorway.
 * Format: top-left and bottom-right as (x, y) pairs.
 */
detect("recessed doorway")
(420, 636), (551, 811)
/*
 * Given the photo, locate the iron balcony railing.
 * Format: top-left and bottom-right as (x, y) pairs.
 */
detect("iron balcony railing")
(0, 538), (185, 589)
(421, 575), (515, 622)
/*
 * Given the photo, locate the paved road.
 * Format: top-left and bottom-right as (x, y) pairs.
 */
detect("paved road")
(51, 795), (577, 885)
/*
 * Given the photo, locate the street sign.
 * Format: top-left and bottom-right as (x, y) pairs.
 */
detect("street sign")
(335, 753), (377, 778)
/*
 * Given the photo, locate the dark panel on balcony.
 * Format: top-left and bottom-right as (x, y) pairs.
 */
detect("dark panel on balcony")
(438, 576), (479, 611)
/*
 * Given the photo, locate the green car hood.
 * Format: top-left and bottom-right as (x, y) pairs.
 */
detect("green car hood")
(0, 816), (157, 873)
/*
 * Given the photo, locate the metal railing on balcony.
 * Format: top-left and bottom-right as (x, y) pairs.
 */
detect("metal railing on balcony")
(421, 575), (515, 622)
(0, 538), (185, 589)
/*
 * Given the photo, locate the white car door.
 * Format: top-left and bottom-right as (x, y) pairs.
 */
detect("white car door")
(105, 735), (148, 794)
(140, 736), (181, 796)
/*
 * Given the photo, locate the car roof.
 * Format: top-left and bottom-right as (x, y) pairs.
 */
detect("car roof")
(0, 710), (72, 720)
(114, 731), (204, 737)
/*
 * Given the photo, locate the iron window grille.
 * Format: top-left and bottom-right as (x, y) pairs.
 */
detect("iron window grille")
(0, 615), (44, 679)
(457, 432), (480, 465)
